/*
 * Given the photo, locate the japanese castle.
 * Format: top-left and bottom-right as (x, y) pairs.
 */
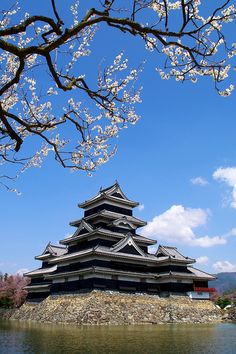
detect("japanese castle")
(25, 183), (215, 300)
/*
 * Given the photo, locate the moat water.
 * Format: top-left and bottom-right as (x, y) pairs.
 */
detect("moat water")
(0, 320), (235, 354)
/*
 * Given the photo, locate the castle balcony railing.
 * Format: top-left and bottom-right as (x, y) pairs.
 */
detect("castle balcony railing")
(193, 287), (216, 293)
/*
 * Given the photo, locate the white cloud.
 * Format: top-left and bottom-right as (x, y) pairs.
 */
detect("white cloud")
(191, 177), (209, 186)
(193, 235), (226, 247)
(230, 228), (236, 236)
(213, 167), (236, 208)
(213, 261), (236, 273)
(16, 268), (29, 276)
(221, 228), (236, 238)
(142, 205), (226, 248)
(196, 256), (209, 265)
(137, 204), (144, 211)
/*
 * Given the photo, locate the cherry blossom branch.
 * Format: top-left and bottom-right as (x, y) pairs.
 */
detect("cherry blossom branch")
(0, 0), (235, 190)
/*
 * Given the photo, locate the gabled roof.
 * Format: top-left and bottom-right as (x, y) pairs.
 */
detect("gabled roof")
(35, 242), (67, 260)
(70, 210), (147, 227)
(24, 265), (57, 277)
(60, 227), (157, 246)
(47, 265), (179, 281)
(78, 182), (139, 208)
(155, 267), (215, 281)
(155, 245), (195, 263)
(48, 244), (201, 265)
(48, 246), (160, 264)
(100, 182), (126, 196)
(60, 220), (94, 244)
(45, 266), (157, 280)
(44, 265), (215, 283)
(47, 240), (196, 266)
(187, 267), (216, 280)
(111, 217), (137, 230)
(72, 220), (93, 237)
(24, 284), (51, 291)
(110, 233), (146, 257)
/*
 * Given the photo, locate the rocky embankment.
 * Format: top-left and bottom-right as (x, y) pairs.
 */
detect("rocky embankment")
(227, 308), (236, 321)
(0, 308), (16, 320)
(8, 291), (222, 325)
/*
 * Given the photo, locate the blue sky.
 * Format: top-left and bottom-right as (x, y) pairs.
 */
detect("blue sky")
(1, 1), (236, 275)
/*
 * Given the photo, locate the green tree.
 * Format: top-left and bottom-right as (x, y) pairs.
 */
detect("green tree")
(215, 296), (231, 309)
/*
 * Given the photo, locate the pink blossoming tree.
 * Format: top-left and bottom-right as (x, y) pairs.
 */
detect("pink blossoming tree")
(0, 273), (29, 308)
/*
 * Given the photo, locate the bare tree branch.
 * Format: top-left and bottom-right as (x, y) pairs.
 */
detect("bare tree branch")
(0, 0), (235, 189)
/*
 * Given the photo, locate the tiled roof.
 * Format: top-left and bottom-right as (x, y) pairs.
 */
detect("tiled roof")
(110, 233), (146, 256)
(45, 266), (158, 280)
(96, 246), (160, 261)
(44, 265), (214, 283)
(156, 245), (195, 263)
(35, 243), (67, 259)
(155, 267), (215, 281)
(49, 245), (67, 256)
(60, 227), (156, 245)
(24, 265), (57, 276)
(187, 267), (216, 280)
(49, 242), (199, 265)
(48, 246), (164, 264)
(91, 210), (146, 225)
(78, 182), (139, 208)
(70, 210), (146, 227)
(24, 284), (51, 290)
(98, 228), (156, 245)
(100, 182), (118, 193)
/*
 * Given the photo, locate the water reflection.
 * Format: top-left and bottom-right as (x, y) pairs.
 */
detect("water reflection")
(0, 320), (236, 354)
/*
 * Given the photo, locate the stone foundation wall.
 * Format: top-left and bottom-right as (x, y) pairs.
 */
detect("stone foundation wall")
(0, 308), (16, 320)
(9, 291), (223, 325)
(227, 308), (236, 321)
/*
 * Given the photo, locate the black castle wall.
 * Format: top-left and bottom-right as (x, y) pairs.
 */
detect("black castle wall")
(55, 259), (191, 275)
(84, 204), (132, 217)
(49, 278), (194, 295)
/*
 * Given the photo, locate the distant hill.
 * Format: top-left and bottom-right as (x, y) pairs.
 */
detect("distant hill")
(211, 272), (236, 293)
